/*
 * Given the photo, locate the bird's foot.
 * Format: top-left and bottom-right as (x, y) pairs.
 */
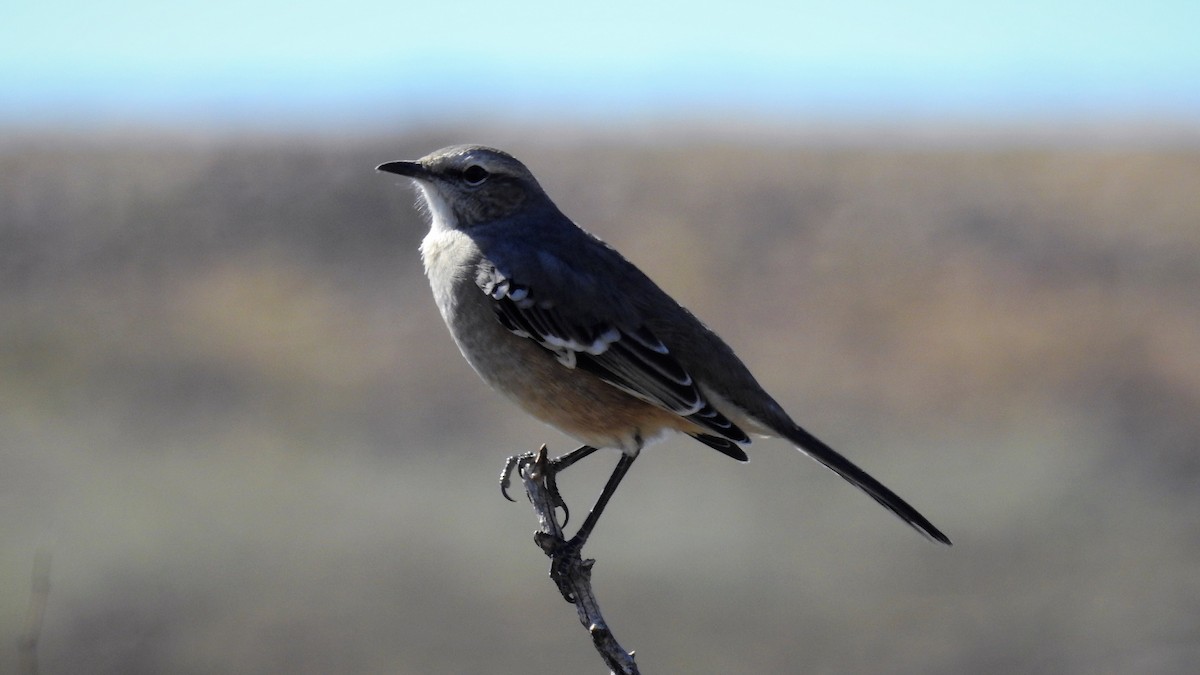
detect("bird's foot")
(498, 452), (526, 502)
(499, 447), (571, 525)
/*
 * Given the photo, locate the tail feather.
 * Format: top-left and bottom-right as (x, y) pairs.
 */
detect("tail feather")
(689, 432), (750, 462)
(785, 424), (951, 545)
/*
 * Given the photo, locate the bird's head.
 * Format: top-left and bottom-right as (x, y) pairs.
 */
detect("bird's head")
(378, 144), (547, 230)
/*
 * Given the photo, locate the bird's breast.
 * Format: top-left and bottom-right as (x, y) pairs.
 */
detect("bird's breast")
(419, 229), (478, 318)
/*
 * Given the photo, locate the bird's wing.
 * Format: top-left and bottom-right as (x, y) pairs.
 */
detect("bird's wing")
(476, 260), (750, 456)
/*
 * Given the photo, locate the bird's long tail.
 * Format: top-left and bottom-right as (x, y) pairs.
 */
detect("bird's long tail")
(784, 424), (951, 545)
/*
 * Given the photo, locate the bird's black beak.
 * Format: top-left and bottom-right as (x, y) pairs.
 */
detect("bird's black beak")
(376, 160), (427, 178)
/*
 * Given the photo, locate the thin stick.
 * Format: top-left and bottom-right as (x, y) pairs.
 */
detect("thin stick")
(517, 445), (641, 675)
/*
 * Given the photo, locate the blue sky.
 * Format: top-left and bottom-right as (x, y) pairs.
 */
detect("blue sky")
(2, 0), (1197, 131)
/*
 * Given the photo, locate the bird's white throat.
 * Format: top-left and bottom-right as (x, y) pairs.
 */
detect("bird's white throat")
(415, 182), (457, 234)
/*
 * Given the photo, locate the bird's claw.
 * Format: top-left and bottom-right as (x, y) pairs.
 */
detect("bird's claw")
(499, 453), (523, 502)
(545, 468), (570, 527)
(499, 450), (571, 524)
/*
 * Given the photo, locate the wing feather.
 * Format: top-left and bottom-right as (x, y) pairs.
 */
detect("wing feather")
(479, 264), (749, 445)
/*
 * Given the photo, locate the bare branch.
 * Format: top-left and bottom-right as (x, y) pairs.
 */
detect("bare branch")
(517, 445), (641, 675)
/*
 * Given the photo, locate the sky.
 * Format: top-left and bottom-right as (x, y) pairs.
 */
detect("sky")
(2, 0), (1198, 132)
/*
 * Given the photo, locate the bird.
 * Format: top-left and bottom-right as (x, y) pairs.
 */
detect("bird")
(377, 144), (950, 549)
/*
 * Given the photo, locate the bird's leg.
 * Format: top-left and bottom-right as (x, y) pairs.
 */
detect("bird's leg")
(509, 447), (636, 605)
(541, 445), (603, 527)
(500, 444), (603, 526)
(541, 452), (637, 605)
(548, 443), (602, 472)
(563, 452), (636, 551)
(501, 444), (600, 500)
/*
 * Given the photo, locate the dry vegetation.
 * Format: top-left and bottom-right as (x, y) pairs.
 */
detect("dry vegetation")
(2, 131), (1198, 673)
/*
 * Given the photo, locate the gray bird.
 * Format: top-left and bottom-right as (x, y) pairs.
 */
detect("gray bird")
(378, 144), (950, 549)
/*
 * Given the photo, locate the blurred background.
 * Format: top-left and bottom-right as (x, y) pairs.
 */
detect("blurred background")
(3, 1), (1199, 673)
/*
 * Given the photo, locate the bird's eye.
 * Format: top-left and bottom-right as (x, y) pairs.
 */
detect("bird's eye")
(462, 165), (489, 186)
